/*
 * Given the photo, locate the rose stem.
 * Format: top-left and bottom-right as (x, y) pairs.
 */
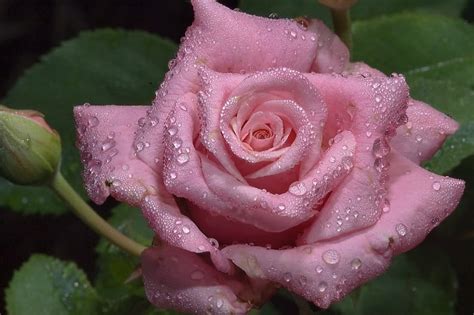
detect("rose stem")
(331, 8), (352, 52)
(50, 172), (146, 257)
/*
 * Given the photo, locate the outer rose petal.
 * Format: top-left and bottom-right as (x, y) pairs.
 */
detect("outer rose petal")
(142, 245), (250, 315)
(346, 63), (460, 165)
(223, 152), (464, 308)
(301, 72), (409, 242)
(391, 99), (459, 164)
(135, 0), (348, 175)
(74, 105), (231, 272)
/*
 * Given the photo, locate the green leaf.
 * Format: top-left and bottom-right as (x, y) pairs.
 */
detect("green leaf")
(5, 254), (99, 315)
(324, 244), (457, 315)
(352, 14), (474, 74)
(2, 29), (177, 214)
(239, 0), (467, 23)
(94, 204), (160, 314)
(353, 14), (474, 174)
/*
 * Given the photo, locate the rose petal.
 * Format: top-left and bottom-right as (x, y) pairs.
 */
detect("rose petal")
(135, 0), (348, 175)
(142, 245), (250, 315)
(391, 99), (459, 164)
(74, 105), (232, 273)
(200, 67), (327, 179)
(74, 105), (151, 204)
(223, 152), (464, 308)
(162, 93), (355, 231)
(301, 72), (409, 242)
(309, 19), (350, 73)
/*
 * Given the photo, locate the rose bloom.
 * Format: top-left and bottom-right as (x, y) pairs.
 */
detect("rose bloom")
(74, 0), (464, 314)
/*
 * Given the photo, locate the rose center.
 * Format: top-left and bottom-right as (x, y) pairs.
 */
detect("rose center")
(252, 126), (273, 140)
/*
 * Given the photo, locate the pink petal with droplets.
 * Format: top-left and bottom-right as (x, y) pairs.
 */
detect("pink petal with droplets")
(141, 245), (250, 315)
(135, 0), (348, 175)
(301, 72), (409, 242)
(392, 99), (459, 164)
(223, 152), (464, 309)
(200, 67), (327, 179)
(74, 105), (231, 273)
(309, 19), (350, 73)
(161, 91), (355, 231)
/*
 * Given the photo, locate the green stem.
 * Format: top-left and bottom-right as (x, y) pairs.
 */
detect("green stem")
(331, 8), (352, 52)
(50, 172), (145, 257)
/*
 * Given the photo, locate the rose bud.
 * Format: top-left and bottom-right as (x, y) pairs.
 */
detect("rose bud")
(0, 105), (61, 185)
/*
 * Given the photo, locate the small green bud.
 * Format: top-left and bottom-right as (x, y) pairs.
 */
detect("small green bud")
(0, 105), (61, 185)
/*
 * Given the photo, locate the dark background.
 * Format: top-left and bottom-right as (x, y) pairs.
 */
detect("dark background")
(0, 1), (239, 313)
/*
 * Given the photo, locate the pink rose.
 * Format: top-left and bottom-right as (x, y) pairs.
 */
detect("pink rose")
(74, 0), (465, 313)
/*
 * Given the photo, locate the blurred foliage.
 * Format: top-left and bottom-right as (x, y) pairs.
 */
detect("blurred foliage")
(3, 0), (474, 314)
(5, 255), (100, 315)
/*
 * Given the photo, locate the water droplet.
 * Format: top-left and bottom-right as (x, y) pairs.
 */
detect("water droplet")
(101, 139), (115, 151)
(182, 226), (190, 234)
(167, 126), (178, 136)
(396, 223), (408, 236)
(289, 30), (297, 39)
(278, 203), (286, 211)
(88, 116), (99, 127)
(382, 199), (390, 213)
(169, 172), (177, 180)
(138, 117), (146, 127)
(432, 181), (441, 191)
(416, 135), (423, 143)
(340, 157), (353, 171)
(111, 179), (122, 187)
(177, 153), (189, 164)
(316, 265), (323, 273)
(318, 281), (328, 292)
(351, 258), (362, 270)
(330, 156), (336, 163)
(375, 96), (382, 103)
(172, 138), (182, 149)
(366, 131), (372, 138)
(190, 270), (204, 280)
(289, 181), (307, 196)
(372, 138), (390, 158)
(135, 142), (145, 152)
(322, 249), (340, 265)
(283, 272), (292, 282)
(216, 298), (224, 309)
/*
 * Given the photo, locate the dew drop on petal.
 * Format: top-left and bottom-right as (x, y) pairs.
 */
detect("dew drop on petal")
(351, 258), (362, 270)
(177, 153), (189, 165)
(289, 181), (307, 196)
(322, 249), (340, 265)
(396, 223), (408, 236)
(182, 226), (190, 234)
(88, 116), (99, 127)
(318, 281), (328, 292)
(283, 272), (292, 282)
(316, 265), (323, 274)
(432, 181), (441, 191)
